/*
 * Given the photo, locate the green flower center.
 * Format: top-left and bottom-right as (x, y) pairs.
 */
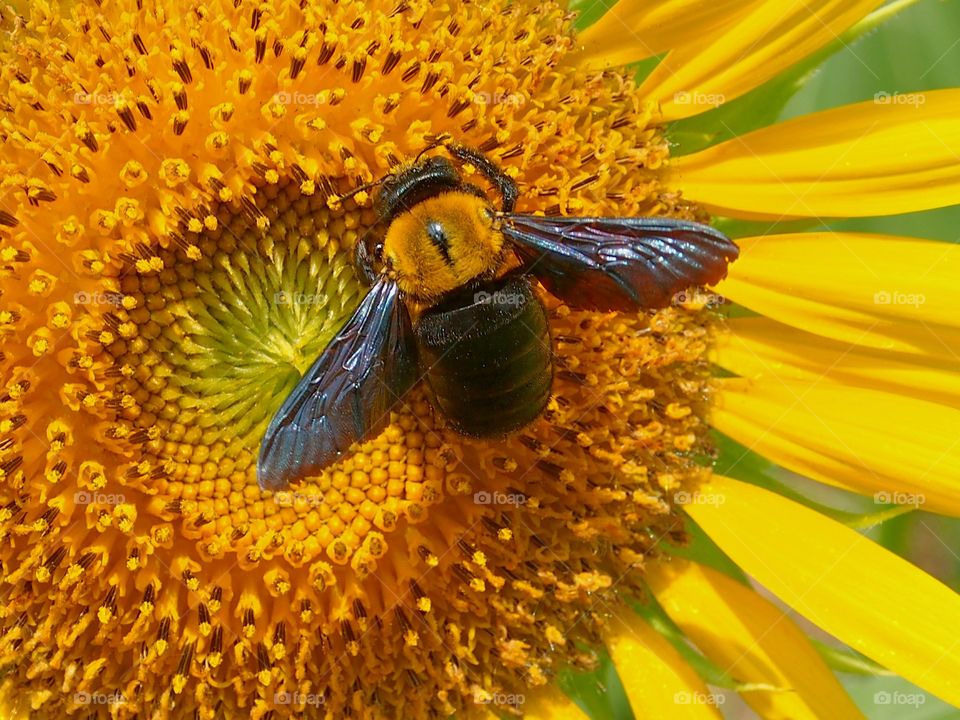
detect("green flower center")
(110, 181), (364, 479)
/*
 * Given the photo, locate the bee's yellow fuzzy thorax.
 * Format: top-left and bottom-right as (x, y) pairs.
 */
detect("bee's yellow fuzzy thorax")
(383, 193), (504, 300)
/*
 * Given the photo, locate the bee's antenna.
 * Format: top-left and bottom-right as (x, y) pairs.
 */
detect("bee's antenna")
(334, 174), (394, 206)
(414, 133), (454, 164)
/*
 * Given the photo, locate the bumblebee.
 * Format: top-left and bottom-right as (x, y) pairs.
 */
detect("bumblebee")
(257, 143), (739, 490)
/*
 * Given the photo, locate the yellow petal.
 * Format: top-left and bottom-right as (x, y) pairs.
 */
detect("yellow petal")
(649, 558), (864, 720)
(668, 90), (960, 215)
(688, 476), (960, 707)
(715, 377), (960, 516)
(574, 0), (750, 71)
(716, 317), (960, 409)
(640, 0), (884, 120)
(521, 689), (589, 720)
(717, 233), (960, 360)
(605, 609), (723, 719)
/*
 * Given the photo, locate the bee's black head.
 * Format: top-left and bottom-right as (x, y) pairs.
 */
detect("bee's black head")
(374, 156), (464, 223)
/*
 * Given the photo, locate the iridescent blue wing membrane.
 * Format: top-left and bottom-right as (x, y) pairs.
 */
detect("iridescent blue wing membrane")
(500, 215), (739, 312)
(257, 276), (417, 490)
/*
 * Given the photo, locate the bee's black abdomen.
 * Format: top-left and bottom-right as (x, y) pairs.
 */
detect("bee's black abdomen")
(415, 275), (552, 437)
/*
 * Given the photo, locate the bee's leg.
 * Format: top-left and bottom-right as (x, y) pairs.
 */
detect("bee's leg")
(353, 231), (381, 286)
(444, 142), (519, 213)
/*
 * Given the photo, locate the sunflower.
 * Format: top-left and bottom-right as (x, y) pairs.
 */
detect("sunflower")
(1, 0), (958, 718)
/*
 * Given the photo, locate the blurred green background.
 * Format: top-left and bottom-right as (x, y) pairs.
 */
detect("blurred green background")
(562, 1), (960, 718)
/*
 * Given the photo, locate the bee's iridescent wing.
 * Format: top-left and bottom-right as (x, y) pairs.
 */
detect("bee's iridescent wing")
(501, 215), (739, 312)
(257, 276), (417, 491)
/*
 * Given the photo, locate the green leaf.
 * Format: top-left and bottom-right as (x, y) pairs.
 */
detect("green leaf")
(712, 216), (826, 241)
(664, 512), (749, 583)
(811, 639), (895, 677)
(711, 431), (876, 526)
(568, 0), (616, 31)
(557, 649), (634, 720)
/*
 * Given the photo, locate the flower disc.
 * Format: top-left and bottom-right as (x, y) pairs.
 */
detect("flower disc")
(0, 1), (720, 717)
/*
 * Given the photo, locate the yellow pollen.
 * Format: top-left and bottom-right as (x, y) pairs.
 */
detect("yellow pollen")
(0, 1), (719, 718)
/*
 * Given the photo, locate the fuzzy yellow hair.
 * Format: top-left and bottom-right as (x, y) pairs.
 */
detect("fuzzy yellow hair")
(382, 193), (505, 300)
